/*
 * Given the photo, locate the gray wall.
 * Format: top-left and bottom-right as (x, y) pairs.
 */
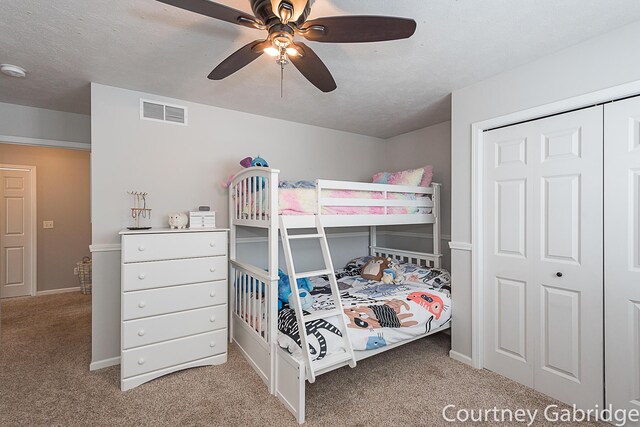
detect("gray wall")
(90, 83), (387, 366)
(379, 121), (452, 270)
(0, 144), (91, 292)
(450, 19), (640, 361)
(0, 102), (90, 145)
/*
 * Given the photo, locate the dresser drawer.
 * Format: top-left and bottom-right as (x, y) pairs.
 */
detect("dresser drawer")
(123, 281), (227, 320)
(122, 305), (227, 349)
(121, 329), (227, 379)
(122, 256), (227, 291)
(122, 231), (227, 263)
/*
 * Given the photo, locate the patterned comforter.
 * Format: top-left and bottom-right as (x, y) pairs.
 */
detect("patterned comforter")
(277, 257), (452, 361)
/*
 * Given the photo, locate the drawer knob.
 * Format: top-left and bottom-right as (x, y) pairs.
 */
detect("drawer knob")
(210, 291), (216, 298)
(138, 273), (146, 280)
(209, 316), (216, 323)
(138, 245), (145, 252)
(210, 267), (216, 272)
(210, 241), (216, 247)
(210, 341), (216, 348)
(138, 358), (145, 365)
(138, 301), (146, 308)
(138, 329), (145, 337)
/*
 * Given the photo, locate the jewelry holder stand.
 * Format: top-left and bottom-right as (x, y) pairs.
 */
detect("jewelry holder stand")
(127, 191), (152, 230)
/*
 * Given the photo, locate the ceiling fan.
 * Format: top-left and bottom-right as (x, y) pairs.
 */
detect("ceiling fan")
(156, 0), (417, 92)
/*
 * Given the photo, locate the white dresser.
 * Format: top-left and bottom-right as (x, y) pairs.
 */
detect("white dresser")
(119, 228), (229, 391)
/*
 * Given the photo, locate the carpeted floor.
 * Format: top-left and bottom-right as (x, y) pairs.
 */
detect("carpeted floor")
(0, 293), (604, 426)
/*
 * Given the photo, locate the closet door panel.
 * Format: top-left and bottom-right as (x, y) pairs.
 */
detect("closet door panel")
(484, 106), (603, 409)
(484, 127), (535, 387)
(605, 97), (640, 423)
(532, 106), (603, 409)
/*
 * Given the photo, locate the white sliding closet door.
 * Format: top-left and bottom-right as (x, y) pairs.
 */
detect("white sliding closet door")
(483, 106), (603, 409)
(605, 96), (640, 422)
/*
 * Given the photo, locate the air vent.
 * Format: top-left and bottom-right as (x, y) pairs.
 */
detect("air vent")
(140, 99), (187, 125)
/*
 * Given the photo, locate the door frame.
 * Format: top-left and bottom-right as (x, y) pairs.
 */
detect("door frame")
(470, 79), (640, 369)
(0, 164), (37, 297)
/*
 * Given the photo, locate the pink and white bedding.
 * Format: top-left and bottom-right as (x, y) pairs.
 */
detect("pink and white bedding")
(279, 187), (431, 215)
(238, 181), (433, 217)
(277, 257), (451, 361)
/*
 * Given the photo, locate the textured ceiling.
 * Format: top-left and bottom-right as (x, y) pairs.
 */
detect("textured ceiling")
(2, 1), (640, 138)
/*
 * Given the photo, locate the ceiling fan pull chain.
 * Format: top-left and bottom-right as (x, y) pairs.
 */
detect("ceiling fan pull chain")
(280, 62), (284, 98)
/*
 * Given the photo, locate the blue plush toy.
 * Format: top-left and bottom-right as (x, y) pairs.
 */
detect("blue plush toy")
(278, 269), (313, 311)
(239, 155), (269, 191)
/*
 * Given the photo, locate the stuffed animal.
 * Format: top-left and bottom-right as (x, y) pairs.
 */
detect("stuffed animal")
(288, 289), (313, 311)
(360, 257), (390, 281)
(277, 269), (313, 310)
(391, 265), (405, 284)
(240, 156), (269, 168)
(222, 155), (270, 188)
(381, 268), (395, 284)
(168, 212), (188, 229)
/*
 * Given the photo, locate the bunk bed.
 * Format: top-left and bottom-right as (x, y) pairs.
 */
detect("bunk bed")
(228, 167), (450, 423)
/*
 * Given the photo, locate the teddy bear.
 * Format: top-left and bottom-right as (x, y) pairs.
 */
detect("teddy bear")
(168, 212), (188, 229)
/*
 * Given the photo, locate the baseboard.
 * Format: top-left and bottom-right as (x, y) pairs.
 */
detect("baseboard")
(449, 350), (473, 366)
(90, 356), (120, 371)
(36, 286), (81, 296)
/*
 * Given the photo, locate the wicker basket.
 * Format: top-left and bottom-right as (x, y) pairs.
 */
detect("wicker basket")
(77, 256), (92, 295)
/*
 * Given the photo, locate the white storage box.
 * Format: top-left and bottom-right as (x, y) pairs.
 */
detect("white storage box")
(189, 211), (216, 229)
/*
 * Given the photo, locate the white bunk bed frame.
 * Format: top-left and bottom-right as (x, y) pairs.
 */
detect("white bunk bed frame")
(228, 167), (449, 423)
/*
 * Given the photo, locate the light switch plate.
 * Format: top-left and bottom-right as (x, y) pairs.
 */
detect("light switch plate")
(43, 220), (54, 229)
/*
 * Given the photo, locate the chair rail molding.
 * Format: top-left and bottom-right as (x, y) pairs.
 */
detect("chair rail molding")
(449, 241), (472, 251)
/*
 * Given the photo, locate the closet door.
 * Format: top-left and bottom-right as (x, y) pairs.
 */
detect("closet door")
(483, 106), (603, 408)
(605, 96), (640, 422)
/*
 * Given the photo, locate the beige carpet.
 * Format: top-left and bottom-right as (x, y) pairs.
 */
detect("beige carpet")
(0, 293), (603, 426)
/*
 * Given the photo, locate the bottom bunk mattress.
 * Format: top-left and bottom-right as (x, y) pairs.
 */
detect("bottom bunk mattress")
(277, 257), (452, 361)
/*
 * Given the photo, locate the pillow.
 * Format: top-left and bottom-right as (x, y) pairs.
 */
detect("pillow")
(372, 167), (424, 186)
(420, 165), (434, 188)
(372, 171), (391, 184)
(360, 257), (390, 281)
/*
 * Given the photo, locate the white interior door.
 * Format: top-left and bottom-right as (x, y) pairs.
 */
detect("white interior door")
(483, 106), (603, 409)
(605, 96), (640, 423)
(0, 168), (35, 298)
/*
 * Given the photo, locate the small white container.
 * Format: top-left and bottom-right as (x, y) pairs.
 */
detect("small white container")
(189, 211), (216, 229)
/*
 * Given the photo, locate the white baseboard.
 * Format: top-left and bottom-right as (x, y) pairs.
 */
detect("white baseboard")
(90, 356), (120, 371)
(36, 286), (81, 296)
(449, 350), (473, 366)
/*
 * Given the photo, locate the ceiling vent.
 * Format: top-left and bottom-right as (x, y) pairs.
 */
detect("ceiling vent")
(140, 99), (187, 125)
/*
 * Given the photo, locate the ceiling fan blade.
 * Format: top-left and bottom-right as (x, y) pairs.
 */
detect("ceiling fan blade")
(300, 16), (416, 43)
(208, 40), (270, 80)
(157, 0), (262, 29)
(289, 42), (336, 93)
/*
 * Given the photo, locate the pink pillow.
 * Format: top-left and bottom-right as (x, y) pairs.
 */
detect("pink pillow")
(420, 165), (434, 188)
(373, 167), (424, 186)
(388, 168), (423, 185)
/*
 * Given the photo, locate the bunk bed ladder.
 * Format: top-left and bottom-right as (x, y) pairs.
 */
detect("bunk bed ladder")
(279, 215), (357, 383)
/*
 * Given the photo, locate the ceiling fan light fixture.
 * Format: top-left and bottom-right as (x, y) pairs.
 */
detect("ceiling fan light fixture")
(264, 46), (280, 56)
(286, 47), (298, 56)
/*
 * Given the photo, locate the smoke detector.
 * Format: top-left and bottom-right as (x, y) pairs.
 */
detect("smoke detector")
(1, 64), (27, 78)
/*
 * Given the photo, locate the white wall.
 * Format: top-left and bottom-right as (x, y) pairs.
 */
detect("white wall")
(90, 83), (387, 366)
(380, 121), (452, 269)
(450, 19), (640, 361)
(0, 102), (90, 147)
